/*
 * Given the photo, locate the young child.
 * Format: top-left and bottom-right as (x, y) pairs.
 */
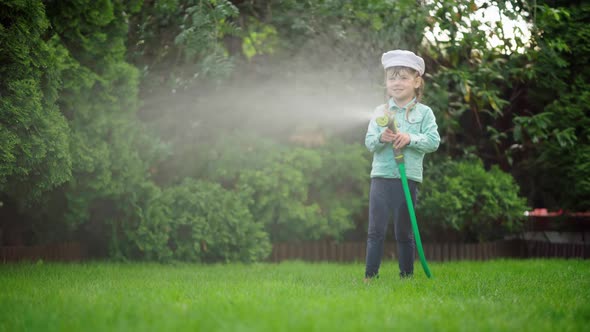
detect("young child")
(364, 50), (440, 280)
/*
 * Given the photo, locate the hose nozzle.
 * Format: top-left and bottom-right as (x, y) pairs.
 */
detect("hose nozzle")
(386, 115), (404, 164)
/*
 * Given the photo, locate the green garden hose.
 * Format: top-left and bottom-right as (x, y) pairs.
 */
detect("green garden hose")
(398, 162), (432, 278)
(379, 111), (433, 278)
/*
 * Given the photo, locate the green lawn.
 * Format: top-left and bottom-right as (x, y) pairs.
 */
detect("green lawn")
(1, 259), (589, 331)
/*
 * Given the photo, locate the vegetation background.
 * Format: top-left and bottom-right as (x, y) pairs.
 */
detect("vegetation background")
(1, 0), (588, 262)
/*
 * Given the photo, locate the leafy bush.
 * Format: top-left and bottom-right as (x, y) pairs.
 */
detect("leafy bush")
(306, 142), (371, 240)
(418, 157), (528, 242)
(238, 142), (370, 241)
(119, 179), (270, 262)
(236, 147), (325, 242)
(191, 135), (370, 242)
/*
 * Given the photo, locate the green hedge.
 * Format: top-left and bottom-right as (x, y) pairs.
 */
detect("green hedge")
(418, 157), (528, 242)
(114, 179), (270, 263)
(192, 135), (370, 242)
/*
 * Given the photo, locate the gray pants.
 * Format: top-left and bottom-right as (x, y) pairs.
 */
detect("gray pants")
(365, 177), (417, 278)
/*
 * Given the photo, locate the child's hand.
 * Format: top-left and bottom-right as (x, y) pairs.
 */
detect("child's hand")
(393, 133), (411, 149)
(379, 128), (395, 143)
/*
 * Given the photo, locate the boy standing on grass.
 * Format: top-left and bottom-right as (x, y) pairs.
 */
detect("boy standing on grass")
(364, 50), (440, 281)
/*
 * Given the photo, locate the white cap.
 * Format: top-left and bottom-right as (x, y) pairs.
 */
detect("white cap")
(381, 50), (425, 76)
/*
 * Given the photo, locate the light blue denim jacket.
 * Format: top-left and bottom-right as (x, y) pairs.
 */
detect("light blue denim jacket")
(365, 99), (440, 183)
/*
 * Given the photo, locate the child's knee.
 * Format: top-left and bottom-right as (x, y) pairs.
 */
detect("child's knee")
(395, 231), (414, 242)
(367, 227), (387, 241)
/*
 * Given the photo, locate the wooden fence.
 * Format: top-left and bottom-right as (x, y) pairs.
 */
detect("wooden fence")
(1, 240), (588, 263)
(0, 242), (84, 263)
(267, 240), (590, 262)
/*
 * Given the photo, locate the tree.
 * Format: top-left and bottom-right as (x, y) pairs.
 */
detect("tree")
(511, 1), (590, 210)
(0, 0), (71, 244)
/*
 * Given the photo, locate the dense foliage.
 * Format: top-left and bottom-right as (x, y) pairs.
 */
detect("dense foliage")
(186, 135), (370, 242)
(418, 156), (528, 242)
(0, 1), (71, 207)
(1, 0), (588, 260)
(114, 179), (270, 262)
(511, 1), (590, 210)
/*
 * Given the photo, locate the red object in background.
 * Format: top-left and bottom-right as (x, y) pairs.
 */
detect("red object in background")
(524, 209), (590, 217)
(524, 208), (590, 232)
(524, 208), (563, 217)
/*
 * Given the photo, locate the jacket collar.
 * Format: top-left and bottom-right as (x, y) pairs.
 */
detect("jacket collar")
(388, 97), (417, 112)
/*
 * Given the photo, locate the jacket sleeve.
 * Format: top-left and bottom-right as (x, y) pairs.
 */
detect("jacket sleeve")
(365, 114), (388, 153)
(407, 108), (440, 154)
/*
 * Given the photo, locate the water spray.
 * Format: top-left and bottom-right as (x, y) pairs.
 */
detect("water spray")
(376, 109), (433, 279)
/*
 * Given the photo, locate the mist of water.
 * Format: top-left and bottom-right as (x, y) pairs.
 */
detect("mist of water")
(139, 61), (388, 150)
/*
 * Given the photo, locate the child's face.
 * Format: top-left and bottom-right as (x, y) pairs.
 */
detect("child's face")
(386, 68), (421, 103)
